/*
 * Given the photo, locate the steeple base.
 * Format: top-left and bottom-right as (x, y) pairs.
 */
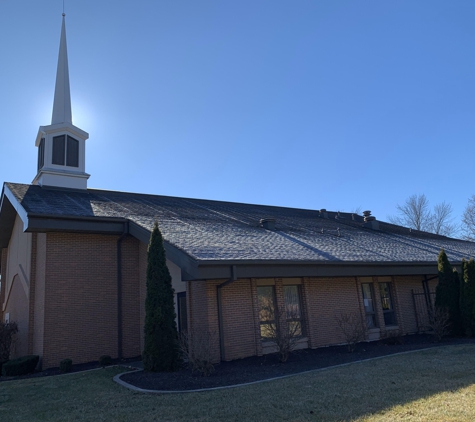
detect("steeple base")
(33, 168), (90, 190)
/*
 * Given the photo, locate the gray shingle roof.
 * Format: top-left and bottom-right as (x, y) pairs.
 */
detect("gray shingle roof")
(5, 182), (475, 264)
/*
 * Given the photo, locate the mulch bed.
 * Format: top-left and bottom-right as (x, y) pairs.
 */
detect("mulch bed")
(121, 334), (475, 391)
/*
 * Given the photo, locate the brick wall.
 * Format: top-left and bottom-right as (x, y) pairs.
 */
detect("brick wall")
(139, 241), (147, 352)
(186, 274), (432, 363)
(392, 275), (425, 334)
(27, 233), (37, 354)
(32, 233), (46, 360)
(41, 232), (142, 369)
(304, 277), (361, 348)
(120, 236), (141, 359)
(220, 278), (257, 361)
(0, 249), (7, 321)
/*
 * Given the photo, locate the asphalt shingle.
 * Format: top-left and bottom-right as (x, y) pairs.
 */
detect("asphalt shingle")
(6, 182), (475, 263)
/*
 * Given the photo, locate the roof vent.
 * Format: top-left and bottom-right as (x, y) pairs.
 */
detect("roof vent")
(260, 218), (276, 230)
(363, 211), (379, 230)
(319, 209), (328, 219)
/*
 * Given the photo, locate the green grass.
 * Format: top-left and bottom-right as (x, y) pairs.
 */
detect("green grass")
(1, 344), (475, 421)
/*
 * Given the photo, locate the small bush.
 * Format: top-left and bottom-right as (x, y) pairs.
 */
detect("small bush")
(335, 312), (366, 352)
(429, 307), (451, 341)
(0, 321), (19, 364)
(60, 359), (72, 373)
(2, 355), (39, 377)
(380, 328), (404, 345)
(178, 330), (218, 376)
(99, 355), (112, 367)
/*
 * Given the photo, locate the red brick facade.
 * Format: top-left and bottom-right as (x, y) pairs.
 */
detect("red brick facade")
(1, 228), (434, 369)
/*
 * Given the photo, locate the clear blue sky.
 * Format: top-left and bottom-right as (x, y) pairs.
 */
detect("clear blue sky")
(1, 1), (474, 229)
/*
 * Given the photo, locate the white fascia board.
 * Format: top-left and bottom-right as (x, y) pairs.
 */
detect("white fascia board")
(2, 184), (30, 233)
(38, 122), (89, 141)
(35, 127), (47, 146)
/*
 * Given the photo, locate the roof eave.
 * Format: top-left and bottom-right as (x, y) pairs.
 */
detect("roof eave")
(180, 259), (440, 281)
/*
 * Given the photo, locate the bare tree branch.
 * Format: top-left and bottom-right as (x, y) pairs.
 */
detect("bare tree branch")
(388, 194), (456, 237)
(462, 195), (475, 241)
(388, 194), (432, 231)
(428, 201), (457, 237)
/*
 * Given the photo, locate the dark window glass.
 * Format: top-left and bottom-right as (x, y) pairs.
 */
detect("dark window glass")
(177, 292), (187, 332)
(257, 286), (276, 339)
(52, 135), (65, 165)
(66, 136), (79, 167)
(37, 138), (45, 171)
(379, 282), (397, 326)
(362, 283), (377, 328)
(283, 285), (303, 336)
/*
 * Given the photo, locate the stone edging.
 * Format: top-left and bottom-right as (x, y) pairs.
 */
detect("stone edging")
(113, 344), (453, 394)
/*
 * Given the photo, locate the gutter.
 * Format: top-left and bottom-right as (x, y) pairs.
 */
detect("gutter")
(117, 221), (129, 360)
(217, 265), (237, 361)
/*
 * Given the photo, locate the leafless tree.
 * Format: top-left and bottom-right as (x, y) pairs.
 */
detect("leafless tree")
(428, 202), (457, 237)
(388, 194), (456, 237)
(388, 194), (431, 231)
(428, 307), (451, 342)
(178, 329), (219, 376)
(259, 300), (303, 363)
(462, 195), (475, 241)
(335, 312), (366, 352)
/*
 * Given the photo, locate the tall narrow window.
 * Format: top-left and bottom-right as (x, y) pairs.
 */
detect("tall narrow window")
(283, 285), (303, 336)
(257, 286), (276, 339)
(66, 136), (79, 167)
(177, 292), (187, 332)
(37, 138), (45, 171)
(379, 283), (397, 326)
(361, 283), (377, 328)
(52, 135), (66, 165)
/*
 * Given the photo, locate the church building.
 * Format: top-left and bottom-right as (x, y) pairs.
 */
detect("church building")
(1, 15), (475, 370)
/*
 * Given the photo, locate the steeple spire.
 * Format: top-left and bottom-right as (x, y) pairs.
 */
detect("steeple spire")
(32, 13), (90, 190)
(51, 14), (72, 125)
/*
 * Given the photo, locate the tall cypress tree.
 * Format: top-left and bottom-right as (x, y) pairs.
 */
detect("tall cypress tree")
(435, 249), (462, 336)
(462, 258), (475, 336)
(142, 222), (181, 372)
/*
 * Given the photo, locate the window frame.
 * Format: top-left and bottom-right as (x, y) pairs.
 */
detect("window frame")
(283, 285), (304, 338)
(361, 282), (378, 329)
(257, 285), (277, 340)
(379, 282), (397, 326)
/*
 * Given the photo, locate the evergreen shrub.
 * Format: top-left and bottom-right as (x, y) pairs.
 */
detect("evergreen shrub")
(142, 222), (181, 372)
(2, 355), (39, 376)
(435, 249), (463, 336)
(0, 321), (18, 366)
(99, 355), (112, 367)
(59, 359), (72, 373)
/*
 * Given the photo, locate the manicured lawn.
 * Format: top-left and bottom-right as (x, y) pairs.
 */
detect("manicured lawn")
(1, 344), (475, 421)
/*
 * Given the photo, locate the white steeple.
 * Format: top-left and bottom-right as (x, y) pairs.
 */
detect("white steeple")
(51, 14), (72, 125)
(33, 13), (90, 190)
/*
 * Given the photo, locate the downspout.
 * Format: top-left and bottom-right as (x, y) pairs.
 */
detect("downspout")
(117, 221), (129, 360)
(217, 265), (237, 361)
